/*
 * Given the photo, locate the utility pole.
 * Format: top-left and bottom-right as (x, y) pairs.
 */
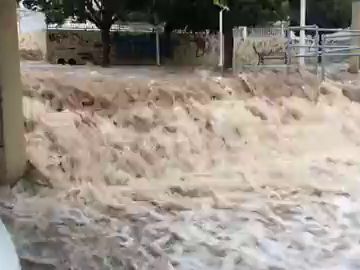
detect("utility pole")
(299, 0), (306, 66)
(349, 1), (360, 73)
(0, 0), (26, 185)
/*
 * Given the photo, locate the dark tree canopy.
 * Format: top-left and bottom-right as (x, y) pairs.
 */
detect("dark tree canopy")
(155, 0), (289, 33)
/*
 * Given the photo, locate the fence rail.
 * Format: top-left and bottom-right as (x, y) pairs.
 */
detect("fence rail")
(233, 24), (360, 81)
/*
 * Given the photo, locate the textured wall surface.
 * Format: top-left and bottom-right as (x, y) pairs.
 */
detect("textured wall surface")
(233, 37), (287, 68)
(20, 29), (221, 67)
(19, 31), (46, 60)
(165, 33), (219, 66)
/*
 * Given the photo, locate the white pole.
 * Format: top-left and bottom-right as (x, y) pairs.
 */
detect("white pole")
(299, 0), (306, 66)
(219, 8), (224, 70)
(156, 29), (160, 66)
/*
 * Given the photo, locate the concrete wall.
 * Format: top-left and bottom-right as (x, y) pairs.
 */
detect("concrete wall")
(46, 30), (221, 66)
(233, 37), (287, 69)
(19, 31), (47, 60)
(46, 30), (104, 65)
(20, 29), (220, 67)
(165, 33), (219, 66)
(46, 30), (163, 65)
(18, 21), (221, 67)
(17, 10), (221, 67)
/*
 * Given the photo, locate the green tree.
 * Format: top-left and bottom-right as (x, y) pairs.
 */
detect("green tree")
(23, 0), (152, 66)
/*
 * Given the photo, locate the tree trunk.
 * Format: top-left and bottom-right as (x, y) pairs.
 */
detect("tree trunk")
(101, 28), (111, 66)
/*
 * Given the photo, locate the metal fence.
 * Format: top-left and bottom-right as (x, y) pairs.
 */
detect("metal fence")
(247, 27), (286, 38)
(233, 25), (360, 81)
(287, 25), (360, 80)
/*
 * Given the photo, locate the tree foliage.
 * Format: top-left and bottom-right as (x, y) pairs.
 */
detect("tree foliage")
(226, 0), (289, 29)
(154, 0), (289, 33)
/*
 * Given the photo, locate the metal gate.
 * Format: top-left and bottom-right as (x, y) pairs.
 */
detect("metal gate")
(233, 25), (360, 81)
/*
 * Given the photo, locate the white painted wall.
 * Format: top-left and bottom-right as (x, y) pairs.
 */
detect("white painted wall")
(18, 8), (46, 33)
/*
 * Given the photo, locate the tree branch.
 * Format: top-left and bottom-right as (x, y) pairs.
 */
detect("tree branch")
(84, 0), (101, 26)
(86, 14), (101, 28)
(93, 0), (102, 11)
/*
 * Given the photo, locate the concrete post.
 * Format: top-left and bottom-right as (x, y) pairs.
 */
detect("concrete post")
(349, 1), (360, 73)
(0, 0), (26, 185)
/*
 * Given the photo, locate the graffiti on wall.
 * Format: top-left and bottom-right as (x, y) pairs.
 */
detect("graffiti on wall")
(48, 32), (90, 47)
(47, 30), (103, 64)
(45, 29), (221, 66)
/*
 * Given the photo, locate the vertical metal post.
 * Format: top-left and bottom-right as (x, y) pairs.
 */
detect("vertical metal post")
(0, 0), (26, 185)
(155, 29), (160, 66)
(299, 0), (306, 66)
(321, 35), (326, 81)
(314, 26), (319, 75)
(286, 28), (292, 73)
(232, 28), (236, 74)
(219, 8), (224, 71)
